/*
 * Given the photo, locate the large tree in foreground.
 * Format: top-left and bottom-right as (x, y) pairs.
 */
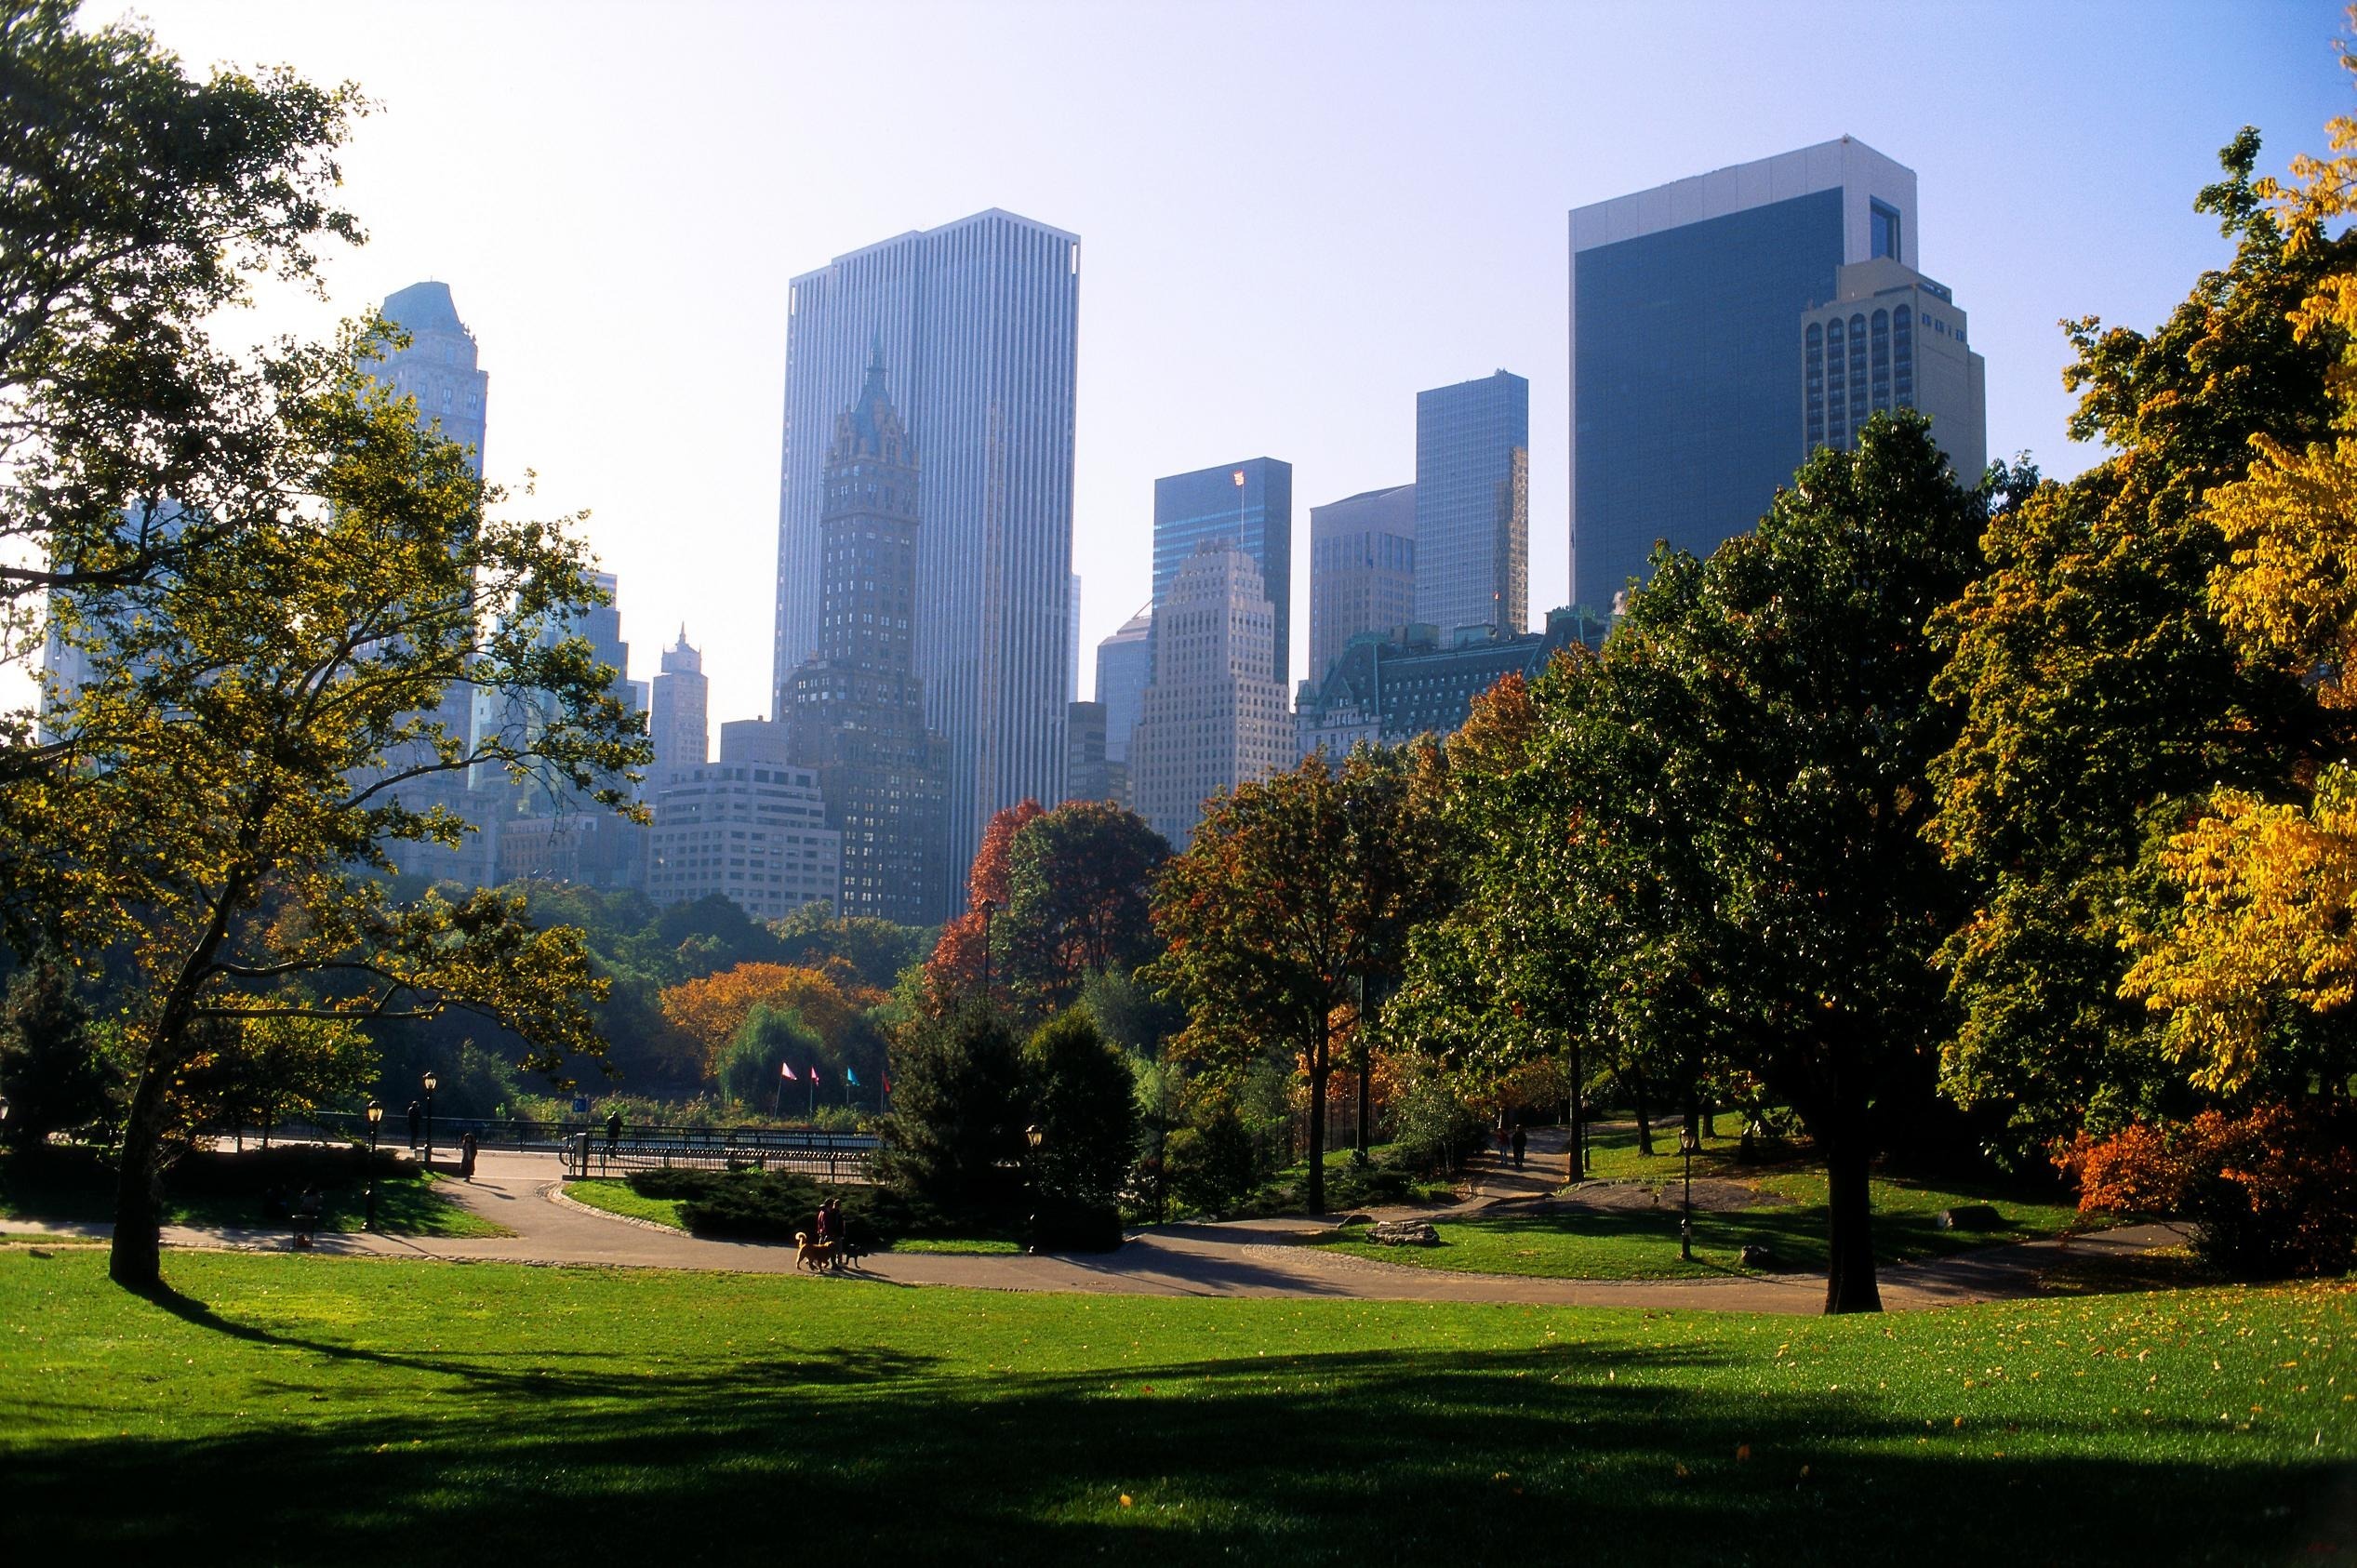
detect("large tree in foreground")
(28, 337), (646, 1292)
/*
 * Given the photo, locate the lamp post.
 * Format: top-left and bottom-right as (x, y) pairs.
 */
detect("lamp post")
(364, 1100), (384, 1230)
(1678, 1123), (1699, 1261)
(1024, 1123), (1044, 1255)
(422, 1070), (438, 1171)
(979, 897), (999, 1009)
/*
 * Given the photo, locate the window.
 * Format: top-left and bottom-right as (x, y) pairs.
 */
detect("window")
(1870, 200), (1902, 261)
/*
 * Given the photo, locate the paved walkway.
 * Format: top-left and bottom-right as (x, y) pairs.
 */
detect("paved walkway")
(1, 1147), (2186, 1316)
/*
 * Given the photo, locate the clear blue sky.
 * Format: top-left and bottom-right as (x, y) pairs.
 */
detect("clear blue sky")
(48, 0), (2357, 728)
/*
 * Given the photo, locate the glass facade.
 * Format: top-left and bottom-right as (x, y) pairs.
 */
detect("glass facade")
(1152, 458), (1292, 688)
(1415, 372), (1528, 636)
(1572, 187), (1845, 612)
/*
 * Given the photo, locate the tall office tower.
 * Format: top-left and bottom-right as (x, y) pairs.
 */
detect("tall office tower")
(1308, 482), (1416, 685)
(1067, 572), (1082, 703)
(646, 719), (843, 921)
(650, 628), (710, 784)
(1803, 258), (1986, 477)
(1570, 137), (1922, 612)
(366, 282), (497, 889)
(779, 358), (951, 924)
(1129, 544), (1291, 851)
(1415, 373), (1527, 638)
(1064, 699), (1112, 804)
(774, 209), (1079, 887)
(1152, 458), (1292, 687)
(1094, 605), (1151, 763)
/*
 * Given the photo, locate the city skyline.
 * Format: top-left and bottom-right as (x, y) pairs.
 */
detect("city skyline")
(6, 0), (2342, 738)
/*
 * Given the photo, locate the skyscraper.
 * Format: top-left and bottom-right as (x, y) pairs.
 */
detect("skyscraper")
(1094, 605), (1151, 764)
(1308, 482), (1416, 686)
(1569, 137), (1921, 612)
(646, 719), (842, 922)
(1152, 458), (1292, 688)
(650, 628), (709, 784)
(779, 356), (951, 924)
(1415, 373), (1527, 638)
(1129, 544), (1291, 851)
(1802, 258), (1986, 476)
(774, 209), (1079, 885)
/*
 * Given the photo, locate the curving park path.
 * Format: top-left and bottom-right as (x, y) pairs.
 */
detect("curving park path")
(0, 1145), (2185, 1316)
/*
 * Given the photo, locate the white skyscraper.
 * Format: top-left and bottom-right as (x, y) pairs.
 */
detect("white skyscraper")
(1129, 544), (1292, 851)
(774, 209), (1080, 884)
(651, 627), (709, 785)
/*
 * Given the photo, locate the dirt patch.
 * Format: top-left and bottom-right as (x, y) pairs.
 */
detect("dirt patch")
(1542, 1177), (1786, 1215)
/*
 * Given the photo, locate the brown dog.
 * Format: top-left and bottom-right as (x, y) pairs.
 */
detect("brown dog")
(794, 1230), (836, 1272)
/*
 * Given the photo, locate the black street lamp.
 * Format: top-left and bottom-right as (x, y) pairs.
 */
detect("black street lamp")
(422, 1070), (439, 1171)
(1678, 1123), (1699, 1261)
(364, 1100), (384, 1230)
(979, 897), (999, 1009)
(1024, 1122), (1045, 1255)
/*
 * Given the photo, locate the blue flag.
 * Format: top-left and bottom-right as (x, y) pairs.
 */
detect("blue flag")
(846, 1067), (861, 1087)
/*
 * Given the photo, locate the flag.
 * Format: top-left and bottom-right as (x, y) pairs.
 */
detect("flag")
(846, 1067), (861, 1087)
(1232, 470), (1245, 486)
(883, 1071), (893, 1096)
(808, 1064), (822, 1083)
(779, 1063), (797, 1081)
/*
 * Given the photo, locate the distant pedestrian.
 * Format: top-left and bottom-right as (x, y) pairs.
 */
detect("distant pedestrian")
(1511, 1125), (1526, 1170)
(605, 1108), (622, 1155)
(459, 1131), (479, 1182)
(406, 1100), (422, 1149)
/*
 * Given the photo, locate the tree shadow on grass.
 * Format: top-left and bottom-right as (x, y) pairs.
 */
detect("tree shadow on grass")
(11, 1298), (2350, 1566)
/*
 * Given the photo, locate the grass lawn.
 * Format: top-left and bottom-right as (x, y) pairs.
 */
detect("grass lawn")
(0, 1149), (508, 1240)
(0, 1250), (2350, 1564)
(563, 1179), (1025, 1254)
(1316, 1124), (2086, 1281)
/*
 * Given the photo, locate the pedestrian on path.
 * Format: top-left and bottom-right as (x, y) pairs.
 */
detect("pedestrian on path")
(1511, 1126), (1526, 1170)
(459, 1131), (478, 1182)
(406, 1100), (422, 1150)
(606, 1108), (622, 1155)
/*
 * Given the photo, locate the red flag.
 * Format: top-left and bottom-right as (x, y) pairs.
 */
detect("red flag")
(779, 1062), (797, 1081)
(883, 1071), (893, 1096)
(808, 1064), (823, 1083)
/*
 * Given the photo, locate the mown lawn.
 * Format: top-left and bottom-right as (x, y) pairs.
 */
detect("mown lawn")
(0, 1149), (507, 1239)
(0, 1249), (2350, 1563)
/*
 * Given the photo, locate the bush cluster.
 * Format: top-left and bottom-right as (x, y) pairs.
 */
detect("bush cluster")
(626, 1167), (946, 1248)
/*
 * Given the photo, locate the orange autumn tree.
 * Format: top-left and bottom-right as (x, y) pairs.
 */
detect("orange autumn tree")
(659, 962), (869, 1076)
(920, 799), (1045, 1017)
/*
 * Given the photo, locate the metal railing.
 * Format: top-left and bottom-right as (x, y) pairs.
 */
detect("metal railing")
(558, 1125), (876, 1183)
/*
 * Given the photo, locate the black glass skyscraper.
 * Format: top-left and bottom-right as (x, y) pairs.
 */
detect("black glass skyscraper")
(1415, 372), (1527, 638)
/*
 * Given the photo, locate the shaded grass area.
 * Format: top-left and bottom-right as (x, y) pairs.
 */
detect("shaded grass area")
(1325, 1123), (2088, 1281)
(1221, 1143), (1457, 1220)
(0, 1147), (508, 1240)
(0, 1250), (2350, 1564)
(564, 1181), (1023, 1254)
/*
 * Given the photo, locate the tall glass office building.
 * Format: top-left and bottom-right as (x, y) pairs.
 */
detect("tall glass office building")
(1415, 371), (1527, 637)
(774, 209), (1080, 889)
(1569, 138), (1919, 613)
(1152, 458), (1292, 688)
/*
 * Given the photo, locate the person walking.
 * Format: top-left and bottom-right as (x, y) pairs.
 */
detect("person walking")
(605, 1108), (622, 1155)
(406, 1100), (422, 1150)
(459, 1131), (479, 1182)
(1511, 1124), (1527, 1171)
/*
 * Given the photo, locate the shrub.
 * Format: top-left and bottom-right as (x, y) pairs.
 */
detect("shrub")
(1165, 1107), (1257, 1217)
(872, 1004), (1024, 1221)
(2057, 1101), (2357, 1277)
(0, 957), (112, 1149)
(633, 1167), (951, 1248)
(1386, 1075), (1487, 1176)
(1023, 1010), (1139, 1213)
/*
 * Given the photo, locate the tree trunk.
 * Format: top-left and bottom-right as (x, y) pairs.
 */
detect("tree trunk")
(109, 1056), (177, 1293)
(1305, 1018), (1330, 1215)
(1566, 1036), (1585, 1179)
(1633, 1070), (1654, 1155)
(1821, 1125), (1883, 1314)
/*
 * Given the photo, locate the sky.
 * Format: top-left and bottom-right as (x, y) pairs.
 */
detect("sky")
(25, 0), (2356, 729)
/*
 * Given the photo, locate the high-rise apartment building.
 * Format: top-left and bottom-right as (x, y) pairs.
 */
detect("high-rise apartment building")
(774, 209), (1079, 885)
(1416, 373), (1527, 638)
(1129, 544), (1291, 851)
(1064, 699), (1112, 805)
(1569, 137), (1926, 612)
(779, 358), (951, 924)
(366, 281), (497, 890)
(1308, 483), (1416, 687)
(1803, 258), (1986, 477)
(1298, 608), (1611, 755)
(1095, 605), (1151, 763)
(650, 628), (710, 785)
(646, 719), (842, 921)
(1152, 458), (1292, 688)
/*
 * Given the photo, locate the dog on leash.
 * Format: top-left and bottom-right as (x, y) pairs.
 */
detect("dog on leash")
(793, 1230), (837, 1272)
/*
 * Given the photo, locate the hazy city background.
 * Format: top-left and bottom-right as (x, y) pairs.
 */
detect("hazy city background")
(6, 0), (2335, 731)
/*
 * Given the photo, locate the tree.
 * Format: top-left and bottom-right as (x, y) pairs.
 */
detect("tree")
(24, 335), (646, 1293)
(1148, 756), (1372, 1214)
(1004, 801), (1169, 1005)
(1927, 129), (2346, 1148)
(0, 952), (108, 1149)
(921, 800), (1046, 1016)
(872, 1003), (1024, 1220)
(0, 1), (362, 766)
(718, 1004), (825, 1110)
(1021, 1009), (1139, 1215)
(658, 962), (871, 1078)
(768, 904), (933, 990)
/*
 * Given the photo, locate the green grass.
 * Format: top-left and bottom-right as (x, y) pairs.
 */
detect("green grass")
(1316, 1125), (2086, 1281)
(564, 1178), (687, 1229)
(563, 1181), (1021, 1254)
(0, 1149), (508, 1240)
(0, 1250), (2350, 1563)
